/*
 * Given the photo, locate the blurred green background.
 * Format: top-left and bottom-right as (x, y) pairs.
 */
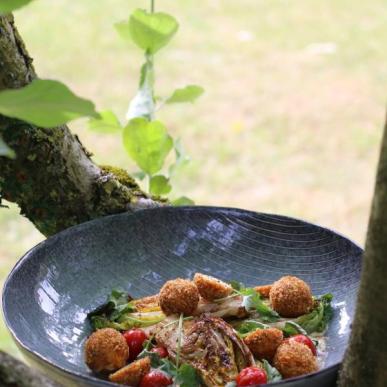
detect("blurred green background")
(1, 0), (386, 357)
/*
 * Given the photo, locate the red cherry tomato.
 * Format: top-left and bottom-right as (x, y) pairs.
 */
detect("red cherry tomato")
(122, 329), (148, 361)
(236, 367), (267, 386)
(140, 370), (173, 387)
(287, 334), (317, 356)
(150, 346), (169, 358)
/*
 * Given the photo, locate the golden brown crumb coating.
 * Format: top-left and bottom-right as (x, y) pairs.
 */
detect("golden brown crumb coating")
(244, 328), (283, 360)
(269, 276), (313, 317)
(193, 273), (233, 301)
(85, 328), (129, 373)
(109, 357), (151, 385)
(159, 278), (199, 315)
(254, 284), (272, 298)
(273, 341), (318, 379)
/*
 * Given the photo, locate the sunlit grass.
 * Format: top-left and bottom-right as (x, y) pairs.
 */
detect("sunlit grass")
(1, 0), (386, 355)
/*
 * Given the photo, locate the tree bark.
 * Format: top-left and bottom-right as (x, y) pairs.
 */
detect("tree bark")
(0, 14), (160, 237)
(0, 351), (62, 387)
(338, 118), (387, 387)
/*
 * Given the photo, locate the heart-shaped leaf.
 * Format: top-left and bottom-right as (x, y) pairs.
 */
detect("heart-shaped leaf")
(149, 175), (172, 196)
(166, 85), (204, 104)
(123, 118), (173, 175)
(89, 111), (122, 133)
(117, 9), (179, 54)
(172, 196), (195, 206)
(0, 0), (34, 14)
(0, 135), (15, 159)
(0, 79), (98, 128)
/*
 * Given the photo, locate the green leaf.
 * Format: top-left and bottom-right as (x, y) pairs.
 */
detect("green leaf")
(262, 359), (282, 383)
(172, 196), (195, 206)
(0, 0), (33, 14)
(240, 288), (279, 322)
(150, 175), (172, 196)
(0, 79), (98, 127)
(169, 138), (190, 177)
(117, 9), (178, 54)
(89, 111), (122, 133)
(175, 364), (201, 387)
(282, 321), (308, 337)
(127, 59), (155, 121)
(166, 85), (204, 104)
(294, 293), (333, 334)
(123, 118), (173, 175)
(229, 280), (244, 291)
(236, 320), (267, 338)
(133, 171), (147, 181)
(0, 135), (15, 159)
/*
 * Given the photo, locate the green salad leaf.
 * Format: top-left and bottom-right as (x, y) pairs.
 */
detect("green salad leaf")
(262, 359), (282, 383)
(295, 293), (333, 334)
(175, 363), (201, 387)
(236, 320), (268, 338)
(87, 289), (164, 331)
(240, 288), (279, 323)
(282, 321), (308, 337)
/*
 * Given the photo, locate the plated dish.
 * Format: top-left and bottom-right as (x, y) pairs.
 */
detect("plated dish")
(84, 273), (333, 386)
(2, 207), (362, 387)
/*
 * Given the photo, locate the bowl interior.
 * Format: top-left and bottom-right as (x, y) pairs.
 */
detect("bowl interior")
(2, 206), (362, 385)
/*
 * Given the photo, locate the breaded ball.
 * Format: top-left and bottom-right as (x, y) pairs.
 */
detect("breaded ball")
(269, 276), (313, 317)
(159, 278), (199, 315)
(85, 328), (129, 372)
(244, 328), (283, 360)
(273, 341), (318, 379)
(193, 273), (233, 301)
(254, 284), (272, 298)
(109, 357), (151, 385)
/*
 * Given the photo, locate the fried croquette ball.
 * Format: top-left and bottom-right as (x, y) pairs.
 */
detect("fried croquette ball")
(159, 278), (199, 315)
(109, 356), (151, 385)
(244, 328), (283, 360)
(193, 273), (233, 301)
(273, 341), (318, 379)
(85, 328), (129, 372)
(269, 276), (313, 317)
(254, 284), (272, 298)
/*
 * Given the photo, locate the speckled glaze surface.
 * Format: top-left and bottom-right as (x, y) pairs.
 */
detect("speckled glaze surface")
(2, 206), (362, 386)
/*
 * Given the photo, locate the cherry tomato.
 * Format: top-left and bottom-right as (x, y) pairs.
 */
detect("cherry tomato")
(287, 334), (317, 356)
(140, 370), (173, 387)
(150, 346), (168, 358)
(122, 329), (148, 361)
(236, 367), (267, 386)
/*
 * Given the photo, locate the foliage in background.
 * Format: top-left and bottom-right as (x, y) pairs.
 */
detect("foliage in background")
(0, 0), (203, 203)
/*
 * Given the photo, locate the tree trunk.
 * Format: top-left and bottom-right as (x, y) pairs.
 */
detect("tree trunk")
(0, 14), (160, 237)
(338, 118), (387, 386)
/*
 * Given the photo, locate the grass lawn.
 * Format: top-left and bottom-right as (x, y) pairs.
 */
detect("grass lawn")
(1, 0), (386, 356)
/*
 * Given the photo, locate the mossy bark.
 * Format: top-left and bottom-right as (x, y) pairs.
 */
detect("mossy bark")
(0, 14), (160, 237)
(338, 118), (387, 386)
(0, 351), (62, 387)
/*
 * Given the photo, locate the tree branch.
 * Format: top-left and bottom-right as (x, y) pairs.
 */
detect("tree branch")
(0, 351), (62, 387)
(338, 114), (387, 386)
(0, 14), (161, 237)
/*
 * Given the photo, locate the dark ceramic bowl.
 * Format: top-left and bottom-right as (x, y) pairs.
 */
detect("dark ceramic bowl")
(2, 206), (362, 387)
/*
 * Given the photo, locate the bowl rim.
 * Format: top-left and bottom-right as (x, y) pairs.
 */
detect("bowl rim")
(2, 205), (363, 386)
